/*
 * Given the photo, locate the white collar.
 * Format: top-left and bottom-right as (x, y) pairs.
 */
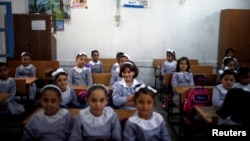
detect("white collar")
(89, 60), (101, 65)
(128, 112), (163, 130)
(234, 83), (250, 92)
(79, 106), (113, 128)
(74, 66), (88, 73)
(20, 64), (33, 69)
(243, 87), (250, 92)
(0, 77), (12, 84)
(61, 86), (71, 101)
(118, 79), (140, 88)
(115, 67), (120, 73)
(217, 84), (228, 94)
(177, 71), (188, 74)
(37, 109), (68, 124)
(164, 60), (176, 66)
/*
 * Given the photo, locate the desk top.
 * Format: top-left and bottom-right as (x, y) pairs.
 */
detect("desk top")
(0, 93), (11, 102)
(25, 77), (38, 84)
(70, 85), (88, 91)
(194, 106), (218, 124)
(14, 77), (38, 85)
(23, 108), (136, 124)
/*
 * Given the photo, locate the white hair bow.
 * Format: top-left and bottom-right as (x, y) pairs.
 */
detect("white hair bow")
(135, 84), (157, 94)
(52, 68), (67, 77)
(123, 53), (131, 60)
(218, 66), (237, 75)
(167, 49), (175, 55)
(76, 52), (87, 56)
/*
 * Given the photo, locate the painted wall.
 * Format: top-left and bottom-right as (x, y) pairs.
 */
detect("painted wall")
(2, 0), (250, 86)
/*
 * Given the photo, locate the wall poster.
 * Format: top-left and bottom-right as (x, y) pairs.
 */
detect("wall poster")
(27, 0), (71, 20)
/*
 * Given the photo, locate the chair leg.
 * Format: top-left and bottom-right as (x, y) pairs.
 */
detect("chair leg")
(167, 99), (172, 120)
(154, 76), (157, 89)
(159, 79), (163, 99)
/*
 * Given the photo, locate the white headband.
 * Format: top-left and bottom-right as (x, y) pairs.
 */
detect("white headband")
(123, 61), (134, 66)
(118, 53), (130, 60)
(135, 84), (157, 94)
(21, 52), (31, 57)
(40, 84), (61, 94)
(52, 68), (67, 77)
(88, 84), (109, 93)
(123, 54), (130, 60)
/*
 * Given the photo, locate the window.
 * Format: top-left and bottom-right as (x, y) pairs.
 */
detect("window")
(0, 2), (14, 58)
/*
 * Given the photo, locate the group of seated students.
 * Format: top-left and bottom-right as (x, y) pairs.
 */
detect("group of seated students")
(0, 47), (250, 139)
(21, 84), (171, 141)
(0, 51), (172, 140)
(159, 48), (250, 126)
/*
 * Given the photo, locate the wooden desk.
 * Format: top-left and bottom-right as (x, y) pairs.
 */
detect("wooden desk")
(23, 108), (135, 124)
(194, 106), (218, 125)
(172, 86), (214, 107)
(25, 77), (38, 85)
(0, 93), (11, 102)
(70, 85), (113, 95)
(14, 77), (38, 100)
(14, 77), (38, 85)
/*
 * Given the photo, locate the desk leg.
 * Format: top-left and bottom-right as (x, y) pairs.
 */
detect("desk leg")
(26, 85), (30, 102)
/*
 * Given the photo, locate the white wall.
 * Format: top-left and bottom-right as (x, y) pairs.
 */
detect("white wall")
(5, 0), (250, 86)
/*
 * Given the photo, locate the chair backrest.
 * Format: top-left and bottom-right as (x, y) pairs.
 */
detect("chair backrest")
(153, 59), (199, 68)
(205, 73), (217, 86)
(163, 74), (173, 86)
(92, 73), (112, 86)
(103, 64), (113, 73)
(153, 59), (164, 68)
(190, 65), (213, 74)
(88, 58), (116, 64)
(7, 60), (59, 79)
(99, 58), (116, 64)
(14, 78), (26, 95)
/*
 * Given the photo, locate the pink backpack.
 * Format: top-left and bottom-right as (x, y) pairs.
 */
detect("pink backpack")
(183, 87), (212, 120)
(78, 90), (87, 104)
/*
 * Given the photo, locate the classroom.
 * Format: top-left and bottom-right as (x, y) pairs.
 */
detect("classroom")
(0, 0), (250, 141)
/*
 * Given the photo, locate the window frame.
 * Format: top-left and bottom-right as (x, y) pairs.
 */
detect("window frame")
(0, 2), (14, 58)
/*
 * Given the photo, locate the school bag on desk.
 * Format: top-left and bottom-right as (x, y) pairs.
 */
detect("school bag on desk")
(182, 87), (212, 120)
(78, 90), (88, 108)
(193, 74), (210, 86)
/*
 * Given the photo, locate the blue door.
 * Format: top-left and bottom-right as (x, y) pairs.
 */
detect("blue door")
(0, 2), (14, 57)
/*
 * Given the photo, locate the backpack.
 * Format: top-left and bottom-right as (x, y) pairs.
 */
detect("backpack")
(78, 90), (87, 104)
(183, 87), (212, 120)
(193, 74), (210, 86)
